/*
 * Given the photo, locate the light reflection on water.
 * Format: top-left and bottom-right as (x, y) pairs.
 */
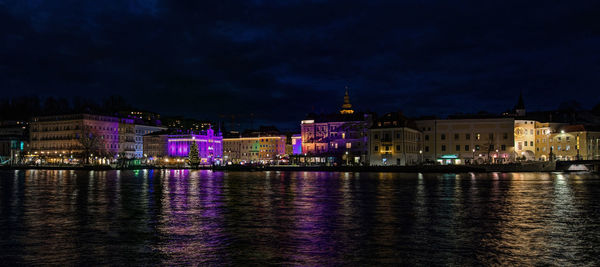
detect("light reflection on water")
(1, 170), (599, 265)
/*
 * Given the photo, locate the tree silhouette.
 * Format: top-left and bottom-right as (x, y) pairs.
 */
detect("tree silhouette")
(78, 127), (102, 164)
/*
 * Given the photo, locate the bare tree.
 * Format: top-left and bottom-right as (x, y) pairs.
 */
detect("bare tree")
(78, 127), (102, 164)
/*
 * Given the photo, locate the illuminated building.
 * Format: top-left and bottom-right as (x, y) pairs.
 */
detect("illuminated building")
(291, 134), (302, 155)
(118, 118), (136, 159)
(166, 128), (223, 164)
(339, 86), (354, 115)
(514, 119), (536, 160)
(416, 117), (515, 164)
(542, 125), (600, 160)
(134, 124), (167, 158)
(223, 135), (286, 164)
(534, 122), (564, 161)
(369, 112), (422, 166)
(0, 121), (27, 164)
(300, 89), (372, 165)
(143, 131), (168, 159)
(29, 114), (121, 163)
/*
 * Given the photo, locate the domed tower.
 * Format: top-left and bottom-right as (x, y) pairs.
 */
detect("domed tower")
(340, 86), (354, 115)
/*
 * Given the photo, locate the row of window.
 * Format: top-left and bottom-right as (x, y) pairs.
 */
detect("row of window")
(372, 132), (420, 141)
(431, 133), (510, 141)
(374, 144), (420, 153)
(419, 144), (507, 152)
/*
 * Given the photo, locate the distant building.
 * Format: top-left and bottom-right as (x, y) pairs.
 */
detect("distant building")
(166, 128), (223, 164)
(223, 135), (286, 164)
(542, 125), (600, 160)
(0, 121), (27, 164)
(514, 119), (537, 160)
(134, 124), (167, 158)
(118, 118), (136, 159)
(416, 117), (516, 164)
(143, 131), (169, 159)
(534, 122), (564, 161)
(300, 89), (372, 165)
(291, 134), (302, 155)
(29, 114), (122, 164)
(369, 112), (422, 166)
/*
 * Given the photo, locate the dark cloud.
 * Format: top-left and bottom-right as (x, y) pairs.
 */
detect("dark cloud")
(1, 0), (600, 130)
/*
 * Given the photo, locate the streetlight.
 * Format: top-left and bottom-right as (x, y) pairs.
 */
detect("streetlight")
(419, 150), (423, 164)
(345, 151), (349, 166)
(495, 149), (499, 163)
(472, 148), (475, 164)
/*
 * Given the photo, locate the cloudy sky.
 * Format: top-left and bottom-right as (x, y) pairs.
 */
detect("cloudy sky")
(1, 0), (599, 129)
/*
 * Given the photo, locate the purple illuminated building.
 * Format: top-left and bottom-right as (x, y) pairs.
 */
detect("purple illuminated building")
(292, 134), (302, 155)
(167, 128), (223, 164)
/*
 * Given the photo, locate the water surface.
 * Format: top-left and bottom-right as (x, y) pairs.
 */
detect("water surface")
(1, 170), (599, 265)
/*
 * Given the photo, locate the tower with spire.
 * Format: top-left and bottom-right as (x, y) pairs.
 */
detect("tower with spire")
(515, 91), (526, 117)
(340, 86), (354, 115)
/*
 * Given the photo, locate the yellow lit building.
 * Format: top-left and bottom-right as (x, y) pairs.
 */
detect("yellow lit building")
(534, 122), (563, 161)
(223, 136), (286, 164)
(514, 119), (537, 160)
(545, 125), (600, 160)
(369, 112), (422, 166)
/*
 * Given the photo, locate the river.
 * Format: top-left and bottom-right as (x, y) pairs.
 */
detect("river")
(1, 170), (599, 265)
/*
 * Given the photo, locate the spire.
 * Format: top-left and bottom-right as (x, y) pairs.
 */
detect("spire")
(515, 90), (526, 117)
(516, 90), (525, 110)
(340, 86), (354, 114)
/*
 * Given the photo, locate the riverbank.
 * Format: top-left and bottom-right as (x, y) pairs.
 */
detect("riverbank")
(0, 162), (574, 173)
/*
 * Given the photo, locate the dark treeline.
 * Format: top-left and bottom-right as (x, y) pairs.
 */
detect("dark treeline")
(0, 95), (134, 121)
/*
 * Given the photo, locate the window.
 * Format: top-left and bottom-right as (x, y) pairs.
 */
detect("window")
(396, 145), (401, 151)
(524, 142), (527, 147)
(530, 130), (533, 135)
(489, 133), (494, 140)
(456, 145), (460, 151)
(490, 145), (494, 150)
(566, 145), (570, 151)
(558, 146), (561, 151)
(566, 137), (570, 141)
(425, 135), (429, 141)
(396, 133), (400, 139)
(425, 146), (429, 152)
(466, 134), (471, 140)
(501, 145), (506, 151)
(476, 133), (481, 140)
(476, 145), (480, 151)
(441, 134), (446, 140)
(374, 146), (378, 152)
(454, 134), (459, 140)
(558, 137), (561, 141)
(441, 145), (446, 151)
(465, 145), (469, 151)
(530, 141), (533, 146)
(503, 133), (508, 139)
(374, 134), (379, 140)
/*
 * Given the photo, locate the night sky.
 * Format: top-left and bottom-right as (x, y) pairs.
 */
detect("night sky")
(1, 0), (600, 129)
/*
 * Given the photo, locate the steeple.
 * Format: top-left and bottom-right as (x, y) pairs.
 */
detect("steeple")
(515, 90), (526, 117)
(340, 86), (354, 114)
